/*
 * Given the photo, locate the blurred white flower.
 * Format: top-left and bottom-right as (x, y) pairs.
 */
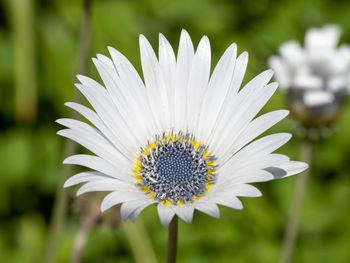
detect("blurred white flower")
(58, 30), (307, 227)
(269, 25), (350, 125)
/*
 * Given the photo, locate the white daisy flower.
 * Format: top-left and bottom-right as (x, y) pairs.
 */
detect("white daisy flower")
(58, 30), (308, 227)
(269, 25), (350, 126)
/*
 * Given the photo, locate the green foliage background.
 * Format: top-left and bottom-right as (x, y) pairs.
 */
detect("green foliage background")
(0, 0), (350, 262)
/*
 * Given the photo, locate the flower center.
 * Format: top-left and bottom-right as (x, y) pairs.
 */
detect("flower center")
(135, 132), (216, 205)
(156, 152), (192, 183)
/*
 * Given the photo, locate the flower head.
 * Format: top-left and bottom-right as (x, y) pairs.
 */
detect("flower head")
(58, 30), (307, 227)
(269, 25), (350, 126)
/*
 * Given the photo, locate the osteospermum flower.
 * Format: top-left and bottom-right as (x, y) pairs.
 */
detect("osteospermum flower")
(58, 30), (308, 227)
(269, 25), (350, 126)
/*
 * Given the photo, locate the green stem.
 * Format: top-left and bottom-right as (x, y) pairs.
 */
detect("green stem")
(123, 219), (158, 263)
(42, 1), (92, 262)
(10, 0), (37, 124)
(167, 216), (178, 263)
(279, 138), (312, 263)
(71, 208), (101, 263)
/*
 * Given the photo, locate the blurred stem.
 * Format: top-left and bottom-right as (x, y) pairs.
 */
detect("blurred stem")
(167, 216), (178, 263)
(123, 219), (158, 263)
(279, 137), (312, 263)
(71, 208), (101, 263)
(42, 1), (92, 263)
(10, 0), (37, 124)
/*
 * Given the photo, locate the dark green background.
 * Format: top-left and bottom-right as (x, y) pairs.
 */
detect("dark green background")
(1, 0), (350, 262)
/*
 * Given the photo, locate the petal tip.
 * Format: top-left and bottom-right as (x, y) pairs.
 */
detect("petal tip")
(180, 28), (189, 35)
(100, 202), (109, 213)
(63, 180), (72, 188)
(62, 156), (73, 164)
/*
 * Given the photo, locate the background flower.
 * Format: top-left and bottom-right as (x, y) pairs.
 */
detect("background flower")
(269, 25), (350, 126)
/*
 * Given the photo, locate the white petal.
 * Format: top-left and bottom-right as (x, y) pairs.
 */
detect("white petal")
(200, 194), (243, 210)
(293, 72), (323, 89)
(129, 201), (156, 222)
(228, 51), (249, 95)
(64, 102), (131, 159)
(172, 205), (194, 224)
(74, 79), (138, 154)
(325, 49), (350, 74)
(219, 153), (290, 179)
(339, 44), (350, 61)
(56, 118), (123, 158)
(219, 133), (291, 177)
(92, 57), (149, 144)
(64, 171), (113, 187)
(120, 199), (155, 221)
(63, 154), (132, 182)
(209, 70), (274, 148)
(241, 69), (274, 93)
(194, 203), (220, 218)
(213, 81), (278, 159)
(159, 33), (177, 128)
(268, 56), (290, 89)
(174, 29), (195, 130)
(197, 43), (237, 139)
(101, 191), (147, 212)
(279, 41), (304, 66)
(327, 76), (347, 92)
(266, 161), (308, 179)
(186, 36), (211, 132)
(95, 53), (114, 67)
(305, 24), (341, 50)
(216, 170), (274, 186)
(57, 126), (128, 172)
(228, 184), (262, 197)
(77, 179), (135, 196)
(233, 133), (291, 159)
(228, 110), (289, 158)
(157, 203), (176, 227)
(202, 51), (248, 143)
(107, 46), (145, 92)
(139, 34), (168, 132)
(216, 161), (307, 192)
(107, 46), (157, 136)
(303, 90), (334, 107)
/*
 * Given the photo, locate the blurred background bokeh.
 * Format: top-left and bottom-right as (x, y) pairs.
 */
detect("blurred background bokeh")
(1, 0), (350, 262)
